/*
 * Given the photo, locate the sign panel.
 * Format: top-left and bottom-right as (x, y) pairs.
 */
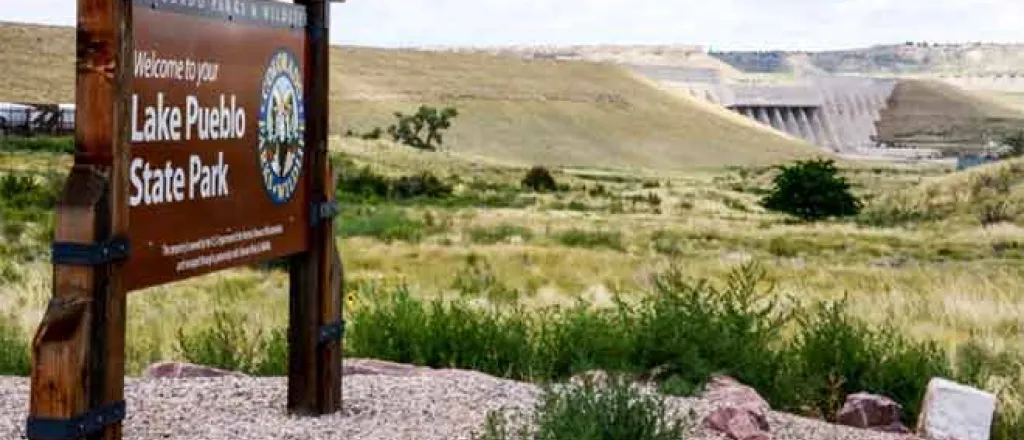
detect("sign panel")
(124, 0), (310, 290)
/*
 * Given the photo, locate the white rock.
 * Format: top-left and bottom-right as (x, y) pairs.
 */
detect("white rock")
(916, 377), (996, 440)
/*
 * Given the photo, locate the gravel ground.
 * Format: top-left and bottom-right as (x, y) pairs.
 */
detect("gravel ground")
(0, 372), (916, 440)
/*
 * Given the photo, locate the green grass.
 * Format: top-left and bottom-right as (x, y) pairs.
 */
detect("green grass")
(469, 224), (534, 245)
(475, 378), (688, 440)
(0, 315), (30, 376)
(0, 136), (73, 154)
(336, 206), (445, 243)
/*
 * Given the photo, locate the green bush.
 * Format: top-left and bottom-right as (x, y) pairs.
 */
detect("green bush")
(176, 310), (285, 375)
(452, 254), (523, 304)
(343, 263), (962, 427)
(0, 316), (30, 376)
(554, 229), (624, 252)
(522, 166), (558, 193)
(475, 378), (687, 440)
(336, 161), (453, 203)
(0, 136), (74, 154)
(761, 159), (862, 221)
(785, 298), (950, 422)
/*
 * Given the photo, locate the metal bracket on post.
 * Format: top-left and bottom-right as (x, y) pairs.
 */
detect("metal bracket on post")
(317, 319), (345, 345)
(51, 237), (130, 266)
(26, 400), (126, 440)
(310, 200), (339, 228)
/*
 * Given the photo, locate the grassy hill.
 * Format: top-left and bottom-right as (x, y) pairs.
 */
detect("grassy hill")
(875, 79), (1024, 151)
(0, 22), (816, 170)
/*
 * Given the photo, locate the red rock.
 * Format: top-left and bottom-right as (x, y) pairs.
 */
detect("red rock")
(143, 362), (246, 379)
(836, 392), (909, 433)
(702, 406), (773, 440)
(701, 376), (772, 440)
(704, 376), (771, 419)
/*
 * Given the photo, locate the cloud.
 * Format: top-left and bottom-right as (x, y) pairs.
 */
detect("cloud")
(4, 0), (1024, 49)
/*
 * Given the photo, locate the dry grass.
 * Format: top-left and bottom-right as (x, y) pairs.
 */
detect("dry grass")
(0, 22), (816, 170)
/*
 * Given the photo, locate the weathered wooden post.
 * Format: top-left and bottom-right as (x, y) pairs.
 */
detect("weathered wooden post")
(27, 0), (343, 438)
(289, 0), (344, 416)
(27, 0), (132, 439)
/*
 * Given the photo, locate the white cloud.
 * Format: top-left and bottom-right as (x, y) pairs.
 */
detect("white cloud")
(3, 0), (1023, 49)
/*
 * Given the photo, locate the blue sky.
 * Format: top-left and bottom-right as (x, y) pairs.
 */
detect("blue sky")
(5, 0), (1024, 50)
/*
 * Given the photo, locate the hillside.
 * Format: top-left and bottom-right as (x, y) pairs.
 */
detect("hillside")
(875, 79), (1024, 151)
(0, 22), (816, 170)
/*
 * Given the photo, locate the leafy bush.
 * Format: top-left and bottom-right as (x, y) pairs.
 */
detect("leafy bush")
(176, 310), (285, 375)
(475, 378), (687, 440)
(786, 298), (950, 423)
(522, 166), (558, 193)
(336, 161), (453, 203)
(387, 105), (459, 151)
(0, 316), (30, 376)
(554, 229), (625, 251)
(0, 136), (74, 154)
(761, 159), (862, 221)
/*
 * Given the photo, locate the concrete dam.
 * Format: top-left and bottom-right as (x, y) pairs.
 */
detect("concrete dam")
(630, 64), (902, 154)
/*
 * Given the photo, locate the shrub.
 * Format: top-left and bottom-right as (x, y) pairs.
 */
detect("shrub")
(785, 298), (950, 423)
(176, 310), (285, 375)
(554, 229), (625, 252)
(761, 159), (862, 221)
(522, 166), (558, 193)
(387, 105), (459, 151)
(475, 378), (688, 440)
(0, 316), (30, 376)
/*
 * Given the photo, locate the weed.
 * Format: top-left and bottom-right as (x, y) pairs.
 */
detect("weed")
(0, 136), (74, 154)
(452, 254), (523, 304)
(337, 206), (442, 243)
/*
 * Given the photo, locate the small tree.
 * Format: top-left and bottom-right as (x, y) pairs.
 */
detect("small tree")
(387, 105), (459, 151)
(761, 158), (861, 221)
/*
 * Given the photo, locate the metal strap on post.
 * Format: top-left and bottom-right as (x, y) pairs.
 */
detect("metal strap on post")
(26, 400), (127, 440)
(310, 200), (339, 227)
(51, 237), (130, 266)
(318, 319), (345, 345)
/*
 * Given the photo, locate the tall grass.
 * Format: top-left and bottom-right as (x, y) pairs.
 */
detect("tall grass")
(0, 136), (74, 154)
(0, 315), (30, 376)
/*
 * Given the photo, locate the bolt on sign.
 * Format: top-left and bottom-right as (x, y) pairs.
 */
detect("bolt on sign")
(126, 0), (310, 290)
(27, 1), (342, 439)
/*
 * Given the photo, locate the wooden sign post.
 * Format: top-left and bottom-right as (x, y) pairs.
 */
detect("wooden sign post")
(27, 0), (342, 438)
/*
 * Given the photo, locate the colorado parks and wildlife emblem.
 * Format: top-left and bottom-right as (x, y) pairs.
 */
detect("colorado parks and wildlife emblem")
(258, 49), (306, 204)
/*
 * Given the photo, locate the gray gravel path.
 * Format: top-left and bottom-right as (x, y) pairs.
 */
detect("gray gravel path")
(0, 373), (916, 440)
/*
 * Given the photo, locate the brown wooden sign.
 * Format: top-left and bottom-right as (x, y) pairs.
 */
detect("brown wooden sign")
(125, 1), (310, 290)
(28, 1), (342, 438)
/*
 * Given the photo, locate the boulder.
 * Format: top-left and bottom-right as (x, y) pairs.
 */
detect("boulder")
(836, 392), (910, 433)
(917, 377), (996, 440)
(702, 406), (772, 440)
(701, 376), (772, 440)
(143, 362), (247, 379)
(703, 375), (771, 418)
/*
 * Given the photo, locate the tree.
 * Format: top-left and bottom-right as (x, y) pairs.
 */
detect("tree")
(761, 159), (862, 221)
(387, 105), (459, 151)
(1000, 130), (1024, 158)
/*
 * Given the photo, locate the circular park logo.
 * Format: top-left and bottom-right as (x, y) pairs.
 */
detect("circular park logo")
(258, 49), (305, 205)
